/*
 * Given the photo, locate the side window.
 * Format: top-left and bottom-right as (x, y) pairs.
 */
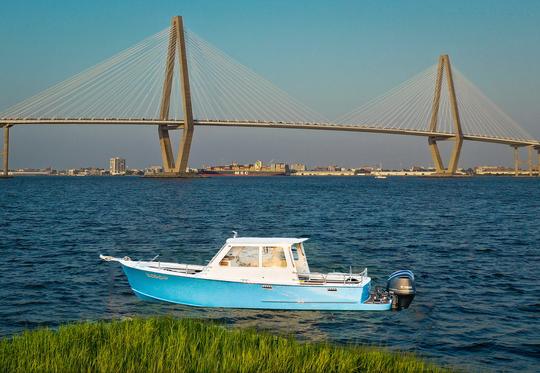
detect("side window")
(220, 246), (259, 267)
(262, 246), (287, 268)
(291, 244), (300, 261)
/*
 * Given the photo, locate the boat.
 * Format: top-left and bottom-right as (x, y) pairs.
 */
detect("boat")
(374, 175), (387, 179)
(199, 169), (287, 177)
(100, 235), (415, 311)
(199, 160), (289, 176)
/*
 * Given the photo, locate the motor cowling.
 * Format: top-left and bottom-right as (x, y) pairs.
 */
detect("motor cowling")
(387, 270), (416, 310)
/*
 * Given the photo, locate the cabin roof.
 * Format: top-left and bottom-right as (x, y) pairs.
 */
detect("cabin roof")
(225, 237), (309, 246)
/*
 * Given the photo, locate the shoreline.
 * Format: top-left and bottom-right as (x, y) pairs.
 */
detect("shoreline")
(2, 173), (539, 178)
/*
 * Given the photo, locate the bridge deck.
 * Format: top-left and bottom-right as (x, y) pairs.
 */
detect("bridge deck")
(0, 118), (538, 147)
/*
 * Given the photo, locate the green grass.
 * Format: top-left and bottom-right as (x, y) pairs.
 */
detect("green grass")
(0, 317), (449, 372)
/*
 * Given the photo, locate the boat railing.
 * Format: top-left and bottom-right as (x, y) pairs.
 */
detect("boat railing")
(298, 268), (367, 284)
(147, 262), (203, 275)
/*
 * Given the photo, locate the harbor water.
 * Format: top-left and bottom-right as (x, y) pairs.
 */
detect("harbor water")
(0, 176), (538, 372)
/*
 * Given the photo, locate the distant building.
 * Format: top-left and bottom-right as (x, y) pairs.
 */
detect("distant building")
(110, 157), (126, 175)
(126, 168), (144, 176)
(475, 166), (515, 175)
(312, 165), (342, 172)
(355, 166), (373, 175)
(271, 163), (288, 172)
(83, 167), (105, 176)
(10, 168), (51, 176)
(289, 163), (306, 172)
(144, 165), (163, 175)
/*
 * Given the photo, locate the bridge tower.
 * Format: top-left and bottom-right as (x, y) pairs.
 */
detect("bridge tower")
(157, 16), (194, 176)
(428, 55), (464, 175)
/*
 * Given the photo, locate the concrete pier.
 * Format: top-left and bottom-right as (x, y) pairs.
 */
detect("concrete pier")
(1, 125), (12, 178)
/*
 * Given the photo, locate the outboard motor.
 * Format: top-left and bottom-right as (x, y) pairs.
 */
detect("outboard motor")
(387, 270), (416, 310)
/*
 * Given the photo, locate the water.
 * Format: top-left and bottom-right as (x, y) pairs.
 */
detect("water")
(1, 176), (539, 372)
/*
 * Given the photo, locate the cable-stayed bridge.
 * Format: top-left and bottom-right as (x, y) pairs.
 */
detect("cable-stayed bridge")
(1, 16), (539, 177)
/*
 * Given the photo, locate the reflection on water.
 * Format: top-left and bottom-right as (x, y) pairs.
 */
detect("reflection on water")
(1, 176), (539, 372)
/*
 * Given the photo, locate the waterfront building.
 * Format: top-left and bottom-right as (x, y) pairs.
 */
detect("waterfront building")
(82, 167), (105, 176)
(9, 168), (51, 176)
(473, 166), (538, 175)
(144, 165), (164, 175)
(270, 163), (288, 172)
(290, 163), (306, 172)
(110, 157), (126, 175)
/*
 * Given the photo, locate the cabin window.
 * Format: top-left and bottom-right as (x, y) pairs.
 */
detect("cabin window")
(262, 246), (287, 267)
(220, 246), (259, 267)
(291, 243), (309, 273)
(291, 244), (300, 261)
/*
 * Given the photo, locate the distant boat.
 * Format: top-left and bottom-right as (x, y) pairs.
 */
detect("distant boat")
(101, 235), (415, 311)
(199, 169), (286, 176)
(374, 175), (387, 179)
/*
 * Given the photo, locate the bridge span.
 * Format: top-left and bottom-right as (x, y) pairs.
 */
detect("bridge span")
(1, 16), (539, 177)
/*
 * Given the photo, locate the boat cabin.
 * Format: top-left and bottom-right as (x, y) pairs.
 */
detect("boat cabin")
(206, 237), (310, 283)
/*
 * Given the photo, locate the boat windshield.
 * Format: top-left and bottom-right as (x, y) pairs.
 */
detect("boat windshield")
(219, 246), (259, 267)
(261, 246), (287, 267)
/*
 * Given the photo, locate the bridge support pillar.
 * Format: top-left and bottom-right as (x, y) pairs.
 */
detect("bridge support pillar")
(513, 145), (520, 176)
(155, 15), (194, 176)
(427, 55), (463, 175)
(2, 125), (11, 178)
(537, 147), (540, 177)
(527, 145), (534, 176)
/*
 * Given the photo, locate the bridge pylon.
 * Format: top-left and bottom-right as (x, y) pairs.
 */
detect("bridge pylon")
(157, 15), (194, 175)
(428, 55), (464, 175)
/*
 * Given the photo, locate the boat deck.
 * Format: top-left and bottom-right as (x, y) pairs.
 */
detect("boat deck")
(298, 269), (368, 285)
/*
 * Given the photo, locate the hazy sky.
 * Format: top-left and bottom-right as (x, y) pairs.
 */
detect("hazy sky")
(1, 0), (539, 169)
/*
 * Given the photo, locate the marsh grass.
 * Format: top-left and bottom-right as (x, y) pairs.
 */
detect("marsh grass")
(0, 317), (449, 372)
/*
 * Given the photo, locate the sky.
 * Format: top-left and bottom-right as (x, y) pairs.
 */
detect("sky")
(1, 0), (539, 169)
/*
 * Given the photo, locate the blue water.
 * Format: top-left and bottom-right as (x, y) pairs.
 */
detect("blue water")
(1, 176), (539, 372)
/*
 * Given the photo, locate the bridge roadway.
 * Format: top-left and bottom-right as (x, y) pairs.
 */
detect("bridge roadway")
(1, 118), (539, 147)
